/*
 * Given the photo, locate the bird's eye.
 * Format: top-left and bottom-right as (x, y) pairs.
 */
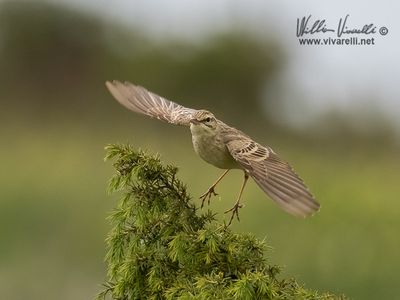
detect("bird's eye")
(205, 117), (211, 122)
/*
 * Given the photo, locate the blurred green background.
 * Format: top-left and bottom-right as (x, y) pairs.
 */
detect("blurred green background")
(1, 1), (399, 299)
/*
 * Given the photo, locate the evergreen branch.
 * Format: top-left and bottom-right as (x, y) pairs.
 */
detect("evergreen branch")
(97, 143), (346, 300)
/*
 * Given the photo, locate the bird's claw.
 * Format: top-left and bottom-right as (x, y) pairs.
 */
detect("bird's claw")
(199, 186), (218, 208)
(224, 202), (243, 226)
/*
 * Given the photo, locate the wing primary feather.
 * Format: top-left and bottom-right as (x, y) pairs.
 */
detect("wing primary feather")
(105, 80), (197, 126)
(226, 137), (320, 217)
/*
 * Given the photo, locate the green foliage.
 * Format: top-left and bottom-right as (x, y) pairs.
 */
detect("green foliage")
(98, 144), (345, 300)
(0, 1), (285, 128)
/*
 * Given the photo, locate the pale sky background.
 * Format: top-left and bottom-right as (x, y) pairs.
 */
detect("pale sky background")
(46, 0), (400, 129)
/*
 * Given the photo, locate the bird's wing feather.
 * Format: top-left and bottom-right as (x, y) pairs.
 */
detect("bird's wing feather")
(226, 137), (320, 217)
(106, 80), (197, 126)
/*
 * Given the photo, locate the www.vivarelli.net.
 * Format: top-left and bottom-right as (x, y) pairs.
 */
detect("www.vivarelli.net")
(299, 37), (375, 46)
(296, 14), (389, 46)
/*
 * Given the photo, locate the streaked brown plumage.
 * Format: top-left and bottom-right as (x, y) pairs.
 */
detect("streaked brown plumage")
(106, 80), (320, 224)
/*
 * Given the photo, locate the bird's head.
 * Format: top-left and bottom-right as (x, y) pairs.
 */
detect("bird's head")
(190, 110), (218, 134)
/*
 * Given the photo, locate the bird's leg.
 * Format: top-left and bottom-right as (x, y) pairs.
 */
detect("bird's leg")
(200, 169), (230, 208)
(225, 172), (249, 226)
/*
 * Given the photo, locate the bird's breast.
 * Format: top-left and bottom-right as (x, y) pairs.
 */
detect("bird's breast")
(191, 130), (238, 169)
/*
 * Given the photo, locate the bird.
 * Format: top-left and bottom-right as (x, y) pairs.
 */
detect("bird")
(105, 80), (320, 225)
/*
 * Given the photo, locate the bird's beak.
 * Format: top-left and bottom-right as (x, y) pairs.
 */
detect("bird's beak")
(190, 119), (200, 125)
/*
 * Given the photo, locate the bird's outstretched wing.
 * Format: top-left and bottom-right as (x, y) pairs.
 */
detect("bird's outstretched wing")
(226, 137), (320, 217)
(106, 80), (197, 126)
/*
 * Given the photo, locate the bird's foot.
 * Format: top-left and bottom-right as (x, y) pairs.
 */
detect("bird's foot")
(199, 186), (218, 208)
(224, 202), (243, 226)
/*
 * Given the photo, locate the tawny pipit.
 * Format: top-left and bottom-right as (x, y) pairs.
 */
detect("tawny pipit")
(106, 80), (320, 224)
